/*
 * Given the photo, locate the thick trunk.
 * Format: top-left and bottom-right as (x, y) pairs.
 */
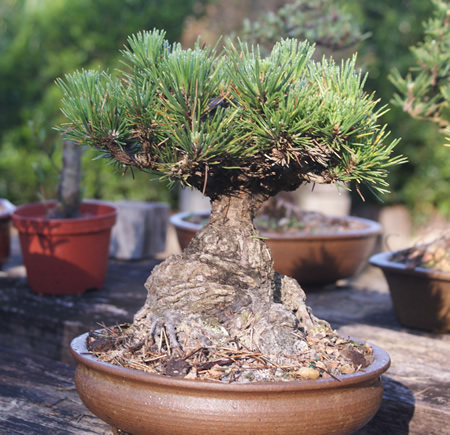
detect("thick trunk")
(133, 191), (324, 362)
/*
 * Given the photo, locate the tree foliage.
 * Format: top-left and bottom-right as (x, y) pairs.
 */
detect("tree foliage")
(57, 30), (404, 200)
(183, 0), (448, 221)
(389, 0), (449, 140)
(240, 0), (369, 53)
(349, 0), (449, 220)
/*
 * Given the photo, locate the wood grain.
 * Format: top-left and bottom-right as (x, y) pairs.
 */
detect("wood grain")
(0, 346), (110, 434)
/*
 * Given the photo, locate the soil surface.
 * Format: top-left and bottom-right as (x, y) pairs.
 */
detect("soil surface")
(87, 323), (374, 383)
(390, 235), (450, 272)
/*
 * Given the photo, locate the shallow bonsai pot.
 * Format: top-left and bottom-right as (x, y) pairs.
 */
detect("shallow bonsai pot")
(12, 200), (117, 295)
(0, 199), (15, 267)
(170, 210), (381, 285)
(370, 250), (450, 332)
(71, 332), (390, 435)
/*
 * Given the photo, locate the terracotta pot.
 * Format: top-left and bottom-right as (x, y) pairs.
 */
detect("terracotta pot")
(0, 199), (15, 267)
(12, 200), (117, 295)
(370, 250), (450, 332)
(71, 332), (390, 435)
(170, 211), (381, 285)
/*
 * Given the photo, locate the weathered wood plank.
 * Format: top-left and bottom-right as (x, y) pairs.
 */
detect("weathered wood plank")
(0, 256), (157, 363)
(0, 346), (111, 434)
(340, 323), (450, 435)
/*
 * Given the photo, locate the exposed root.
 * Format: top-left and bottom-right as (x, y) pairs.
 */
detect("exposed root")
(89, 267), (374, 383)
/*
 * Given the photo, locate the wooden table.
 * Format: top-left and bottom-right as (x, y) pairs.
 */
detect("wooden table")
(0, 346), (110, 434)
(1, 237), (449, 434)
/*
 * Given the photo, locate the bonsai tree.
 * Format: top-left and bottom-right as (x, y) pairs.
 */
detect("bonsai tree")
(33, 135), (82, 218)
(240, 0), (368, 54)
(389, 0), (449, 141)
(388, 0), (449, 270)
(57, 30), (404, 380)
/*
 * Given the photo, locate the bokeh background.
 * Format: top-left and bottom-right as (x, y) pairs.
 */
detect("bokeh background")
(1, 0), (448, 233)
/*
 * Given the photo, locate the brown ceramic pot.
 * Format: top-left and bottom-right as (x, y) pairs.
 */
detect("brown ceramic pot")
(71, 332), (390, 435)
(170, 211), (381, 286)
(370, 250), (450, 332)
(12, 200), (117, 295)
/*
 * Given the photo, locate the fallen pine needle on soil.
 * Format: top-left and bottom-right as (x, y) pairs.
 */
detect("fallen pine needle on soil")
(87, 323), (374, 383)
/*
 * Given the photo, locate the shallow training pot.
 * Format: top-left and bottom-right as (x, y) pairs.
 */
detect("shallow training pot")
(170, 210), (381, 286)
(370, 250), (450, 332)
(71, 332), (390, 435)
(12, 200), (117, 295)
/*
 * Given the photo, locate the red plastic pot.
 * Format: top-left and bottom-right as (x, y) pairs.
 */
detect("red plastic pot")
(12, 200), (117, 295)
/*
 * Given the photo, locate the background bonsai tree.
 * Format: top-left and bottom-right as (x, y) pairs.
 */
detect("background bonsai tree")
(57, 30), (404, 379)
(388, 0), (449, 270)
(389, 0), (449, 142)
(240, 0), (368, 54)
(29, 120), (82, 218)
(31, 134), (83, 218)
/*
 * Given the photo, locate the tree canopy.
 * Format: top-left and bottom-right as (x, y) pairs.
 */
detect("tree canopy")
(57, 30), (404, 200)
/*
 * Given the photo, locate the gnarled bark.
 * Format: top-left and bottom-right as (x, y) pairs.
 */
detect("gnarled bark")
(133, 191), (326, 361)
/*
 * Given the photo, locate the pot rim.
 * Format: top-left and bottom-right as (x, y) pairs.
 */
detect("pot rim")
(12, 200), (117, 236)
(12, 199), (117, 223)
(170, 210), (381, 240)
(369, 250), (450, 281)
(71, 332), (390, 393)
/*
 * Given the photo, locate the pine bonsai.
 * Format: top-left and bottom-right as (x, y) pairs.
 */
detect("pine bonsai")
(57, 30), (404, 381)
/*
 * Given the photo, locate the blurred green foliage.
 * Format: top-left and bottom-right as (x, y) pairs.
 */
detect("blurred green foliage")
(351, 0), (450, 222)
(0, 0), (206, 207)
(389, 0), (449, 135)
(240, 0), (369, 54)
